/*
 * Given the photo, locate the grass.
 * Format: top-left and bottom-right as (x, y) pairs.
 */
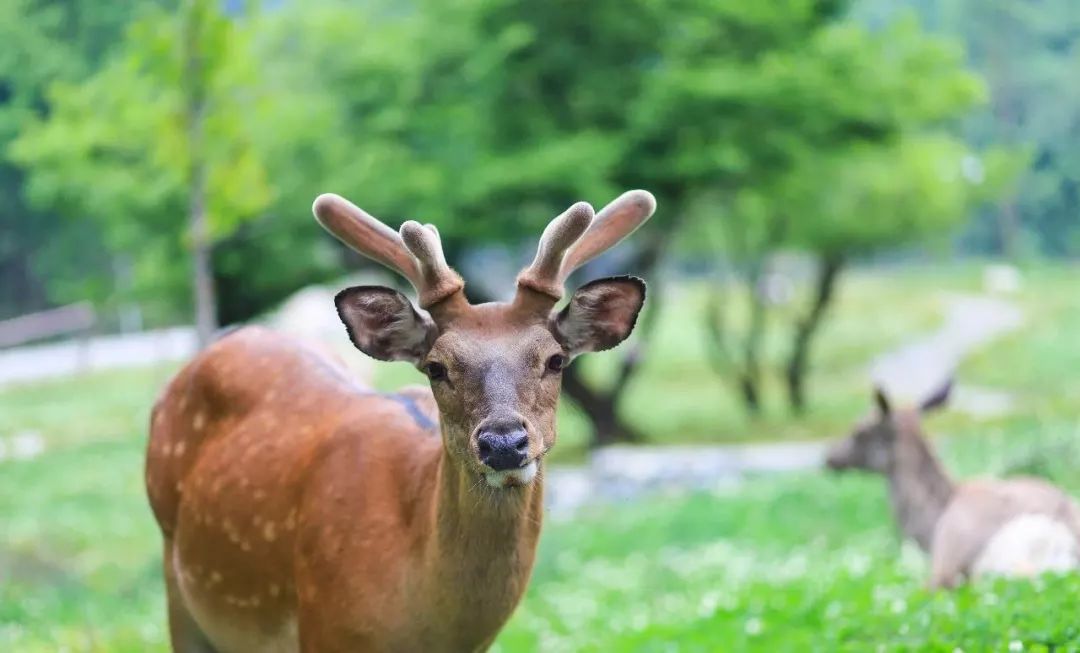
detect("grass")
(1, 262), (1078, 651)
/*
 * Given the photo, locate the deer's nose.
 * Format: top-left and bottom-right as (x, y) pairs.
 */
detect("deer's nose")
(476, 419), (529, 471)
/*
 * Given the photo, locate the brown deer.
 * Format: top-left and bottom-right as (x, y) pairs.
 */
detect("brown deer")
(145, 190), (656, 652)
(826, 380), (1080, 588)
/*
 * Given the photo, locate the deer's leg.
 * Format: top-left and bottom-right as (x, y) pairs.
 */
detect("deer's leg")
(163, 540), (218, 653)
(927, 544), (968, 590)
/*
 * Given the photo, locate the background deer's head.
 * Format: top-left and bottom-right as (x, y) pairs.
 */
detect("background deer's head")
(826, 379), (952, 474)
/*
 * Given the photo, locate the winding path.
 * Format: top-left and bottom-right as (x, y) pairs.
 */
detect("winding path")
(545, 288), (1026, 516)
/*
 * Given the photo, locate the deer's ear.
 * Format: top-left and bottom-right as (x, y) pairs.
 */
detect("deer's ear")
(554, 276), (645, 355)
(335, 286), (436, 363)
(874, 386), (891, 417)
(920, 378), (953, 413)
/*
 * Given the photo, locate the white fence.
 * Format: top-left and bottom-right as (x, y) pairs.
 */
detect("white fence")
(0, 327), (197, 388)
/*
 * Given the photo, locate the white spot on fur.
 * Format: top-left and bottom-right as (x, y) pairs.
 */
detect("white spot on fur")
(484, 460), (539, 488)
(973, 514), (1080, 578)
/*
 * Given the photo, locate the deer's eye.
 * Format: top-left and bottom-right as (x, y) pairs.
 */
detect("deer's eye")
(423, 361), (448, 382)
(546, 354), (567, 373)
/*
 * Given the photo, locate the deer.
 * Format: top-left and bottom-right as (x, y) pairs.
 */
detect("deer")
(144, 189), (656, 652)
(825, 379), (1080, 589)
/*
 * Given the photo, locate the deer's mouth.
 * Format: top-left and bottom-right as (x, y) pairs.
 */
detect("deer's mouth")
(483, 458), (539, 489)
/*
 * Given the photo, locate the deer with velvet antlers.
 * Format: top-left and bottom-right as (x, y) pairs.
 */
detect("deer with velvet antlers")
(145, 190), (656, 652)
(826, 379), (1080, 589)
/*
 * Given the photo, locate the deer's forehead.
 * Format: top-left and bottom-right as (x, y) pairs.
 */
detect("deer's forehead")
(433, 324), (557, 362)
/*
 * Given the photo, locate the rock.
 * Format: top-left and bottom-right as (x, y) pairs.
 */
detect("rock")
(983, 264), (1023, 295)
(267, 284), (375, 385)
(0, 431), (45, 462)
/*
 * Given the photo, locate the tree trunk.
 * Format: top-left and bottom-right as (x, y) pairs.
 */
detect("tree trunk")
(184, 0), (217, 347)
(997, 199), (1019, 260)
(561, 363), (644, 446)
(738, 262), (767, 416)
(988, 21), (1020, 259)
(785, 254), (843, 414)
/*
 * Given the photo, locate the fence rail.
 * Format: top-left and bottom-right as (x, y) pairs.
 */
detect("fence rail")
(0, 302), (96, 349)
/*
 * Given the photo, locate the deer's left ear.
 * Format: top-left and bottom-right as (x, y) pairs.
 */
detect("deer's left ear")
(920, 377), (953, 413)
(554, 276), (645, 355)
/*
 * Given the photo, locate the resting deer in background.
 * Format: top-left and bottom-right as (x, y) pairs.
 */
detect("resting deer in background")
(826, 380), (1080, 589)
(145, 190), (656, 652)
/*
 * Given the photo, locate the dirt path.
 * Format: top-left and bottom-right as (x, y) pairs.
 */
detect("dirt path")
(545, 288), (1026, 516)
(870, 293), (1023, 412)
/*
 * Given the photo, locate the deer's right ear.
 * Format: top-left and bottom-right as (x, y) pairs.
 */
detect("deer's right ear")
(874, 386), (891, 417)
(335, 286), (436, 363)
(554, 276), (646, 355)
(920, 377), (953, 413)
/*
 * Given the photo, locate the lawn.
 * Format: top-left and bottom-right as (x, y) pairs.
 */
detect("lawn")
(1, 262), (1078, 651)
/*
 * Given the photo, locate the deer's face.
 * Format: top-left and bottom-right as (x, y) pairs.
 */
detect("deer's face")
(336, 278), (644, 488)
(316, 191), (654, 489)
(825, 413), (897, 474)
(826, 382), (952, 474)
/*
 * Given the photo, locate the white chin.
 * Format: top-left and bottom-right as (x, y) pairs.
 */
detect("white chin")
(484, 460), (539, 489)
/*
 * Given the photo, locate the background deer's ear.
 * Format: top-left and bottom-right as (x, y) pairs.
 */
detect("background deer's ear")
(554, 276), (645, 355)
(920, 377), (953, 413)
(874, 386), (891, 417)
(335, 286), (436, 363)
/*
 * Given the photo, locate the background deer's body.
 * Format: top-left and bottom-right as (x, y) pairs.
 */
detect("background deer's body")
(146, 190), (655, 651)
(827, 383), (1080, 588)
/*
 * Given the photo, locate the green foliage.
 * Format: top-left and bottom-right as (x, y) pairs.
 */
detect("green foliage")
(0, 0), (167, 319)
(11, 2), (280, 321)
(4, 0), (1022, 328)
(869, 0), (1080, 256)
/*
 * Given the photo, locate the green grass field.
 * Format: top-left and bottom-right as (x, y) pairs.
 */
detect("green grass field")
(2, 263), (1078, 651)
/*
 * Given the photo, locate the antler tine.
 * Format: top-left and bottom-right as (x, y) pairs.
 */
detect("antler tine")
(399, 221), (465, 308)
(558, 190), (656, 283)
(313, 193), (424, 288)
(516, 201), (595, 301)
(314, 193), (464, 309)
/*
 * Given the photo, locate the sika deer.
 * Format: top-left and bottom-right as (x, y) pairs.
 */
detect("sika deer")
(145, 190), (656, 652)
(826, 380), (1080, 588)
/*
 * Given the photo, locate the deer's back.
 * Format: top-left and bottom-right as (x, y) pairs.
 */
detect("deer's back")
(146, 325), (441, 530)
(935, 476), (1080, 580)
(144, 327), (442, 651)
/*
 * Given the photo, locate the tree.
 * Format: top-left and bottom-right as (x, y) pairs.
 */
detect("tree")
(863, 0), (1080, 257)
(14, 2), (276, 340)
(696, 15), (1011, 415)
(0, 0), (166, 320)
(401, 0), (880, 443)
(781, 136), (1018, 411)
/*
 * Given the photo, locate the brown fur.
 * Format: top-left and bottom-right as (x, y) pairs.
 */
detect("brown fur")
(148, 325), (545, 652)
(826, 385), (1080, 588)
(147, 191), (655, 652)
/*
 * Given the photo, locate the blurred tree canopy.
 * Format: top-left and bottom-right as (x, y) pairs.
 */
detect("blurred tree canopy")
(0, 0), (1040, 439)
(862, 0), (1080, 257)
(0, 0), (170, 320)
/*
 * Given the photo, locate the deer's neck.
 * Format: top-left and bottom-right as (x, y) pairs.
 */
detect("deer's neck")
(418, 447), (544, 648)
(886, 424), (954, 552)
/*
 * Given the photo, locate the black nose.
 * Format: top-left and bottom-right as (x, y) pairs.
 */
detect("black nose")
(477, 420), (529, 471)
